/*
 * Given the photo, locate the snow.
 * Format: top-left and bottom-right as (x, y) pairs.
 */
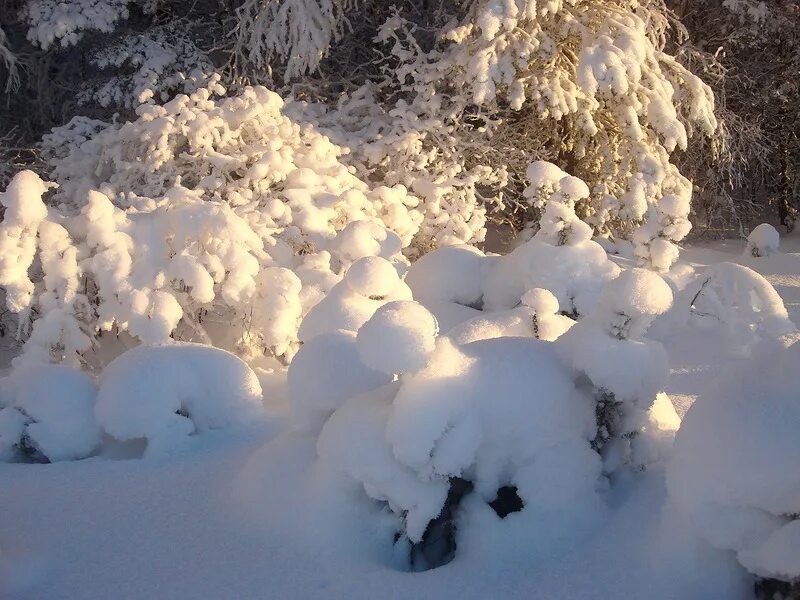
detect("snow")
(356, 301), (438, 375)
(745, 223), (780, 257)
(668, 331), (800, 582)
(0, 364), (100, 462)
(95, 343), (265, 456)
(288, 330), (390, 431)
(3, 228), (800, 597)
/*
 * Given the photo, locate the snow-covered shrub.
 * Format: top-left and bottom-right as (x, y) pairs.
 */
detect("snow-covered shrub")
(0, 363), (100, 462)
(95, 343), (264, 455)
(556, 269), (673, 472)
(287, 330), (391, 432)
(484, 169), (621, 316)
(0, 83), (434, 368)
(678, 262), (796, 353)
(297, 257), (412, 342)
(745, 223), (780, 258)
(446, 288), (575, 345)
(319, 329), (602, 569)
(668, 332), (800, 594)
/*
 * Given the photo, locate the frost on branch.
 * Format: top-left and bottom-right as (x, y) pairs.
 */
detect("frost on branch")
(78, 25), (215, 108)
(22, 0), (130, 50)
(234, 0), (354, 81)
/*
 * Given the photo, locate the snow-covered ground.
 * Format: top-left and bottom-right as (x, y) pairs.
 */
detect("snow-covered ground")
(2, 231), (799, 600)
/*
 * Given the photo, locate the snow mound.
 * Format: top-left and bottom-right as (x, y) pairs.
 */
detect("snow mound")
(668, 333), (800, 583)
(96, 343), (264, 455)
(298, 256), (412, 341)
(678, 262), (796, 352)
(404, 245), (489, 309)
(0, 364), (100, 462)
(745, 223), (780, 258)
(356, 301), (438, 375)
(288, 330), (391, 431)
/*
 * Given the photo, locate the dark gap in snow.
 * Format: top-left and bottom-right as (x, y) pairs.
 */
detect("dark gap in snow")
(755, 577), (800, 600)
(407, 477), (473, 571)
(15, 433), (49, 464)
(462, 298), (484, 311)
(489, 486), (523, 518)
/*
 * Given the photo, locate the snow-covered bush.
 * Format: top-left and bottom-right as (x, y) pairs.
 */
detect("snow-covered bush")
(668, 332), (800, 594)
(745, 223), (780, 258)
(446, 287), (575, 345)
(677, 262), (796, 353)
(95, 343), (264, 455)
(484, 167), (621, 315)
(556, 269), (673, 472)
(0, 363), (100, 462)
(0, 83), (436, 368)
(318, 334), (601, 569)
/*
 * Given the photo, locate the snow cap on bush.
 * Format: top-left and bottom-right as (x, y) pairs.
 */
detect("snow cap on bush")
(298, 257), (412, 341)
(356, 301), (439, 375)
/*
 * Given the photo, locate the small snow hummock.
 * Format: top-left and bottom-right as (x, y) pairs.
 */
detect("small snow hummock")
(745, 223), (780, 258)
(288, 330), (391, 432)
(0, 363), (100, 462)
(356, 301), (439, 376)
(668, 332), (800, 588)
(95, 343), (264, 455)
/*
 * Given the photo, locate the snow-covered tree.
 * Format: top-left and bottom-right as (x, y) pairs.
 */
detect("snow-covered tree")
(0, 83), (427, 370)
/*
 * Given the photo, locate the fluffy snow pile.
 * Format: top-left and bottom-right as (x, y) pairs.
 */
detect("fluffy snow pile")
(745, 223), (781, 257)
(288, 330), (391, 432)
(0, 364), (100, 462)
(96, 343), (264, 455)
(356, 301), (439, 375)
(297, 256), (412, 341)
(668, 332), (800, 587)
